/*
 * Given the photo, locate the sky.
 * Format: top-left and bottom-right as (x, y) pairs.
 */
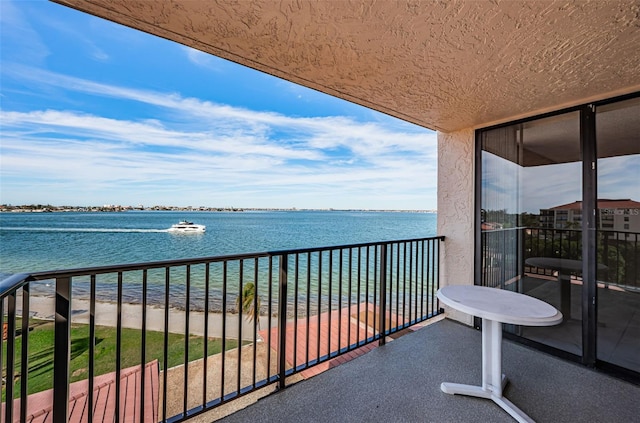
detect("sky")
(483, 152), (639, 215)
(0, 1), (438, 210)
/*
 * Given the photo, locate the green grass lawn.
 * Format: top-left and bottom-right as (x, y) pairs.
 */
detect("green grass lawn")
(3, 319), (241, 398)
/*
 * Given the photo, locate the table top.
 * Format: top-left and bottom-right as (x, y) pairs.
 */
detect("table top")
(525, 257), (607, 273)
(437, 285), (562, 326)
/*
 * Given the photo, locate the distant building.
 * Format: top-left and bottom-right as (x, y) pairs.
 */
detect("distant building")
(481, 222), (503, 231)
(540, 199), (640, 232)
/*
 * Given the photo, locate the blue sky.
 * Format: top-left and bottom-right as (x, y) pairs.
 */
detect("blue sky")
(0, 0), (438, 210)
(483, 151), (639, 215)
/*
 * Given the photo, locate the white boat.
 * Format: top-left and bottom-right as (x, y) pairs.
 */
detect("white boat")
(167, 220), (206, 233)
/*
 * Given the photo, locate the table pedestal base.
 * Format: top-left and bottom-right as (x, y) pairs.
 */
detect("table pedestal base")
(440, 319), (536, 423)
(441, 381), (533, 423)
(559, 273), (571, 321)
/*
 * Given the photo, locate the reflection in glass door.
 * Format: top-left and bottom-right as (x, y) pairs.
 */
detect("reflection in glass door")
(480, 111), (583, 356)
(478, 94), (640, 379)
(596, 97), (640, 373)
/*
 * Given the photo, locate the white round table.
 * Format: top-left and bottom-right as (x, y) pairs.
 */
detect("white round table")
(437, 285), (562, 423)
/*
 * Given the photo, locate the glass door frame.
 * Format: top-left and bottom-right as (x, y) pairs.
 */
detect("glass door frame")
(474, 91), (640, 383)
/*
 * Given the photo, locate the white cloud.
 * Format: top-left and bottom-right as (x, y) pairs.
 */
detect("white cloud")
(0, 1), (50, 65)
(0, 67), (437, 209)
(598, 155), (640, 200)
(182, 46), (223, 71)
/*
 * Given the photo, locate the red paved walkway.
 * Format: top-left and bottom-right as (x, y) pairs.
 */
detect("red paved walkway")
(259, 302), (405, 379)
(4, 360), (159, 423)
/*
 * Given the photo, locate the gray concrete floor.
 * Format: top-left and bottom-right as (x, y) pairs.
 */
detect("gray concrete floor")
(218, 319), (640, 423)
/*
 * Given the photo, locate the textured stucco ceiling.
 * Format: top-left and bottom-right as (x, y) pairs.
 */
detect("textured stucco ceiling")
(53, 0), (640, 132)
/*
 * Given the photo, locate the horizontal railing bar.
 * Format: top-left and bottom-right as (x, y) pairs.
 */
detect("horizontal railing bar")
(0, 272), (36, 298)
(0, 236), (445, 299)
(168, 377), (278, 423)
(267, 236), (445, 256)
(14, 252), (272, 281)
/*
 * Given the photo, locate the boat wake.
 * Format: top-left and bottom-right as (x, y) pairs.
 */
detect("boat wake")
(0, 227), (169, 233)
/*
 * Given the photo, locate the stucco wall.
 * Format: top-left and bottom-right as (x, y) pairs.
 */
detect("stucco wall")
(56, 0), (640, 133)
(437, 129), (475, 326)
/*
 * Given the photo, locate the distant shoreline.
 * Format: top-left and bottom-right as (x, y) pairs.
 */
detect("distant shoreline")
(1, 205), (437, 214)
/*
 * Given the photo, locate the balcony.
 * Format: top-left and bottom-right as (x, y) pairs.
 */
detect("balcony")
(1, 237), (444, 422)
(217, 318), (640, 423)
(2, 234), (639, 422)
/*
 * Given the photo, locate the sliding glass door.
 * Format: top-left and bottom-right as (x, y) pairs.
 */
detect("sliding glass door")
(595, 97), (640, 373)
(479, 111), (583, 356)
(477, 93), (640, 379)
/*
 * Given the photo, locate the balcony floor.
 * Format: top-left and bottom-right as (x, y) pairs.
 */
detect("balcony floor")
(219, 318), (640, 422)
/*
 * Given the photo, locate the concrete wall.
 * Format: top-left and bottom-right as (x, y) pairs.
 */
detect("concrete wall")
(59, 0), (640, 133)
(437, 129), (475, 325)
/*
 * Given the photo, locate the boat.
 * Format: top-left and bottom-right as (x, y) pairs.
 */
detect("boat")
(167, 220), (206, 233)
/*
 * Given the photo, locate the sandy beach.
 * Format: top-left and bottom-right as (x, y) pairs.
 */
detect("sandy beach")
(24, 295), (271, 341)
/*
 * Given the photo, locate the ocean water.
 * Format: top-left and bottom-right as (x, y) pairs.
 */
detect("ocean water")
(0, 210), (437, 278)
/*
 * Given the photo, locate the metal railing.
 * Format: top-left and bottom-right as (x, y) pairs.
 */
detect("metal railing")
(480, 228), (639, 290)
(0, 236), (443, 423)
